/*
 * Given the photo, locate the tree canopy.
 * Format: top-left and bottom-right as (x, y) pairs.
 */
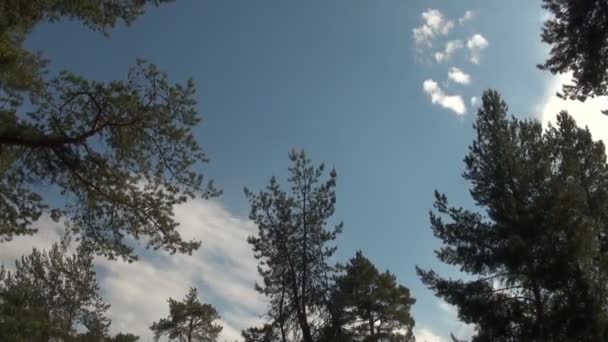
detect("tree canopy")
(418, 90), (608, 341)
(150, 287), (223, 342)
(244, 150), (343, 342)
(0, 0), (218, 261)
(332, 251), (416, 342)
(0, 234), (137, 341)
(243, 151), (417, 342)
(539, 0), (608, 106)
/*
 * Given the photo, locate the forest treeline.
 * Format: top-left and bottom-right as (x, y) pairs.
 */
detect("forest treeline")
(1, 0), (607, 341)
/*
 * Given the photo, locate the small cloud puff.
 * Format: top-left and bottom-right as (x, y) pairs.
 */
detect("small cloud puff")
(423, 79), (467, 115)
(459, 10), (475, 25)
(448, 67), (471, 85)
(467, 34), (489, 64)
(413, 9), (455, 48)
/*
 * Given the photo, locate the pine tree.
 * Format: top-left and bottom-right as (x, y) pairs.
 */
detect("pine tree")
(242, 324), (277, 342)
(333, 251), (416, 342)
(0, 234), (137, 340)
(0, 0), (218, 261)
(150, 287), (223, 342)
(108, 333), (140, 342)
(418, 90), (608, 341)
(244, 150), (343, 342)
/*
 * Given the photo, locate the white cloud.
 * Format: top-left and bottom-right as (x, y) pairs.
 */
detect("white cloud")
(459, 10), (475, 25)
(438, 301), (457, 316)
(540, 73), (608, 146)
(411, 301), (475, 342)
(415, 327), (444, 342)
(434, 52), (445, 63)
(436, 301), (476, 341)
(467, 34), (489, 64)
(423, 79), (467, 115)
(0, 215), (63, 265)
(435, 40), (464, 63)
(0, 200), (266, 342)
(413, 9), (455, 48)
(448, 67), (471, 85)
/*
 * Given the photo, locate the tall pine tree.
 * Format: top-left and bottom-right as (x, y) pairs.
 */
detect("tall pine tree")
(418, 90), (608, 341)
(244, 150), (343, 342)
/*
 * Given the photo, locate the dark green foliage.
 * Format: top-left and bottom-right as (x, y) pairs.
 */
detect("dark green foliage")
(417, 90), (608, 341)
(107, 333), (140, 342)
(242, 324), (278, 342)
(0, 0), (218, 261)
(244, 150), (342, 342)
(0, 281), (53, 341)
(539, 0), (608, 106)
(150, 287), (223, 342)
(332, 251), (416, 342)
(0, 234), (137, 341)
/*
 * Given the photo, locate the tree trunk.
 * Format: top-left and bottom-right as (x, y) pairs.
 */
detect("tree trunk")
(299, 183), (314, 342)
(286, 260), (314, 342)
(532, 281), (545, 341)
(187, 315), (193, 342)
(279, 280), (288, 342)
(368, 313), (376, 341)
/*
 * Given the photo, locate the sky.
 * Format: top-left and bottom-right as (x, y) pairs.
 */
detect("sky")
(6, 1), (608, 341)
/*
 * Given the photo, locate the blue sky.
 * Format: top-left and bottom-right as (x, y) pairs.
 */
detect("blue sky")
(8, 0), (604, 340)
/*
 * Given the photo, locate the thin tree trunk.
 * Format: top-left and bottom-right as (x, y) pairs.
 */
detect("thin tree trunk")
(187, 315), (194, 342)
(368, 312), (376, 341)
(298, 182), (314, 342)
(279, 279), (288, 342)
(532, 281), (545, 340)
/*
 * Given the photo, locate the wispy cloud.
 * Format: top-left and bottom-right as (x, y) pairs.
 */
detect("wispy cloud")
(467, 34), (489, 64)
(423, 79), (467, 115)
(0, 200), (266, 342)
(435, 40), (464, 63)
(0, 215), (63, 264)
(448, 67), (471, 85)
(413, 9), (455, 48)
(437, 300), (476, 341)
(415, 327), (444, 342)
(458, 10), (475, 25)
